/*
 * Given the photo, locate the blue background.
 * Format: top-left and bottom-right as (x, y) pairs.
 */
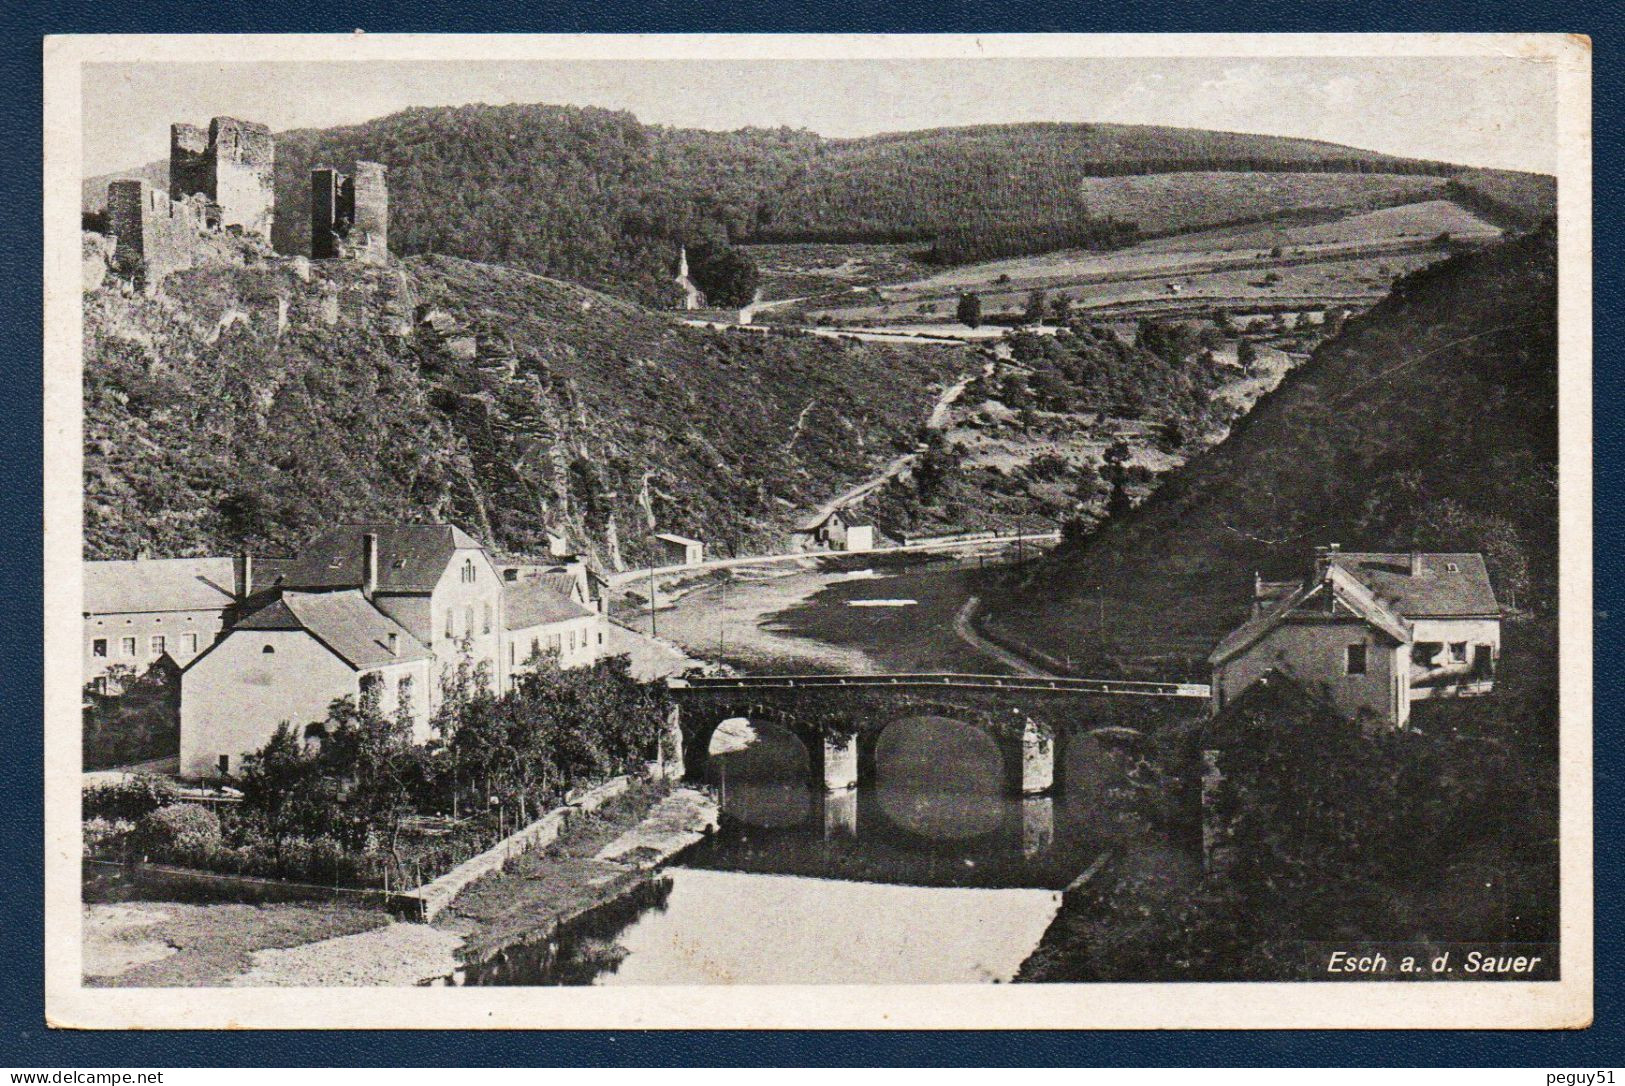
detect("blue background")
(7, 0), (1618, 1066)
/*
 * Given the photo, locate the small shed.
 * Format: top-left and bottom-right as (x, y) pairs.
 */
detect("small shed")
(653, 533), (705, 567)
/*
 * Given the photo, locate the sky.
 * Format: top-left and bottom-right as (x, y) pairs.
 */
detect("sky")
(80, 55), (1560, 177)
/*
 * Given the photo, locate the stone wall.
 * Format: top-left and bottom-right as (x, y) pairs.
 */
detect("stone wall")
(105, 179), (212, 287)
(311, 163), (390, 263)
(167, 117), (275, 241)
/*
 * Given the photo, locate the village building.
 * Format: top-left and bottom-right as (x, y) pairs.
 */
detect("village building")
(82, 555), (289, 691)
(794, 507), (876, 552)
(1208, 545), (1501, 729)
(502, 572), (605, 689)
(653, 533), (705, 567)
(274, 524), (507, 694)
(179, 590), (432, 777)
(177, 522), (608, 779)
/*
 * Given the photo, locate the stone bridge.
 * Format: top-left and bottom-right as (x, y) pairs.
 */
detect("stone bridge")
(662, 672), (1211, 797)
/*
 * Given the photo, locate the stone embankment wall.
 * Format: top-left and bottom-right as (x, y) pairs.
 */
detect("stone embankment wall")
(395, 776), (636, 922)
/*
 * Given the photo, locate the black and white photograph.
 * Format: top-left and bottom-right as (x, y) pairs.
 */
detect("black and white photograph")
(41, 33), (1591, 1029)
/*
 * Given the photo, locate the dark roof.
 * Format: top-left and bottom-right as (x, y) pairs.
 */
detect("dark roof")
(231, 590), (429, 670)
(280, 524), (486, 593)
(1210, 565), (1409, 666)
(84, 558), (237, 615)
(1326, 552), (1498, 617)
(504, 579), (596, 631)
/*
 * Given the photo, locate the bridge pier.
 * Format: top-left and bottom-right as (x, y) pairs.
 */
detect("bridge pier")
(659, 703), (685, 782)
(1022, 796), (1054, 858)
(1020, 720), (1054, 796)
(823, 788), (858, 839)
(823, 735), (858, 791)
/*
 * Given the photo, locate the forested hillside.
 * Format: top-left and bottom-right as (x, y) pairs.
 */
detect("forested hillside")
(84, 107), (1549, 304)
(979, 223), (1558, 678)
(83, 254), (974, 565)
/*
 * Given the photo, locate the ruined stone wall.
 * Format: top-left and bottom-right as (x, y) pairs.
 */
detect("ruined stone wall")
(168, 123), (211, 206)
(311, 167), (344, 259)
(350, 161), (389, 259)
(311, 162), (389, 263)
(105, 180), (212, 287)
(208, 117), (275, 240)
(167, 117), (275, 241)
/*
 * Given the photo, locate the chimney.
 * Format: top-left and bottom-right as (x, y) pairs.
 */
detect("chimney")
(1314, 542), (1341, 579)
(234, 551), (254, 600)
(361, 532), (379, 600)
(1410, 551), (1424, 577)
(386, 631), (399, 656)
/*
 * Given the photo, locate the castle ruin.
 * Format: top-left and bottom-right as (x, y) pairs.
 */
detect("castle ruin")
(311, 162), (389, 263)
(168, 117), (275, 240)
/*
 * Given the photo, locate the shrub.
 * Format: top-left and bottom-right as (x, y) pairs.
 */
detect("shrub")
(83, 817), (133, 857)
(83, 774), (179, 823)
(133, 803), (222, 855)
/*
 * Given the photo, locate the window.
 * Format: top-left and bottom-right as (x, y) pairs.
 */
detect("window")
(549, 634), (561, 654)
(150, 634), (166, 656)
(397, 675), (414, 716)
(568, 630), (576, 652)
(1449, 642), (1468, 663)
(483, 602), (492, 634)
(509, 642), (516, 666)
(217, 754), (231, 776)
(462, 558), (477, 583)
(182, 632), (199, 655)
(1445, 562), (1460, 573)
(262, 644), (275, 654)
(1345, 643), (1367, 675)
(446, 608), (455, 638)
(597, 631), (603, 646)
(303, 723), (326, 753)
(464, 606), (475, 638)
(120, 636), (136, 656)
(91, 638), (108, 658)
(531, 637), (540, 658)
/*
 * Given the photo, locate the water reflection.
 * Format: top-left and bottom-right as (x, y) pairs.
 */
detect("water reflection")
(875, 716), (1004, 840)
(461, 868), (1061, 986)
(687, 726), (1137, 891)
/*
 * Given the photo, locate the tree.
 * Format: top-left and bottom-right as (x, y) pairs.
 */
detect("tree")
(238, 722), (325, 870)
(684, 239), (760, 308)
(1103, 439), (1134, 518)
(1049, 293), (1075, 324)
(956, 292), (983, 329)
(1237, 339), (1259, 371)
(1024, 289), (1048, 325)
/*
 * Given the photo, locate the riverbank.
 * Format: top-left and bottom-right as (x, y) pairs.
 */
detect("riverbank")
(82, 780), (718, 987)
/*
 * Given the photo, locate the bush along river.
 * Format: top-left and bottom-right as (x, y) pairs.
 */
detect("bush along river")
(462, 714), (1175, 986)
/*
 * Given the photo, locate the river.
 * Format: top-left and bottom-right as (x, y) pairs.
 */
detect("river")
(465, 703), (1153, 986)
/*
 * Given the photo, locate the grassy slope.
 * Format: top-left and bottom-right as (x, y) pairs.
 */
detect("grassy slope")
(83, 254), (974, 565)
(978, 225), (1558, 678)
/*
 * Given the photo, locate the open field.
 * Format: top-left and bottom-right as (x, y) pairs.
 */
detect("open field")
(1070, 171), (1448, 237)
(766, 198), (1499, 327)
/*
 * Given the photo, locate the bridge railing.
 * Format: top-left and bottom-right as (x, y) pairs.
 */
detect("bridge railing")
(667, 672), (1211, 699)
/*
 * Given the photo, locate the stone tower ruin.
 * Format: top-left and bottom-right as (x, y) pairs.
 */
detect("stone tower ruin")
(167, 117), (275, 240)
(311, 162), (390, 263)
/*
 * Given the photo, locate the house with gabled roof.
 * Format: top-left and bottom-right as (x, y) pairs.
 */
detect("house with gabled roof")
(1209, 544), (1501, 729)
(278, 523), (506, 692)
(178, 522), (609, 779)
(82, 554), (292, 690)
(179, 590), (432, 777)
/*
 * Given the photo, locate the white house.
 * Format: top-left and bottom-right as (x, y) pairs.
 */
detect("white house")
(502, 573), (605, 688)
(179, 589), (432, 777)
(1209, 546), (1500, 729)
(179, 523), (613, 779)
